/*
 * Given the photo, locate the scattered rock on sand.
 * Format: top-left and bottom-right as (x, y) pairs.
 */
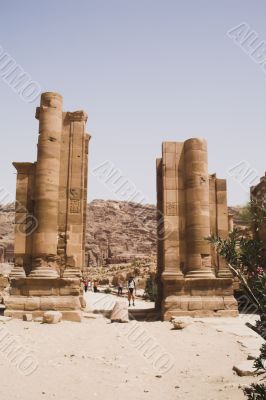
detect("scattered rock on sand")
(23, 313), (33, 322)
(233, 360), (257, 376)
(247, 351), (261, 360)
(43, 311), (62, 324)
(110, 301), (128, 323)
(171, 317), (192, 330)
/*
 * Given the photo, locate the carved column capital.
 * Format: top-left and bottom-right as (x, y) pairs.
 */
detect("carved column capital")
(66, 111), (88, 122)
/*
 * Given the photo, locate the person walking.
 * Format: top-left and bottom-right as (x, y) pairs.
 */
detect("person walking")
(128, 276), (136, 307)
(117, 280), (123, 296)
(83, 279), (88, 293)
(93, 280), (98, 293)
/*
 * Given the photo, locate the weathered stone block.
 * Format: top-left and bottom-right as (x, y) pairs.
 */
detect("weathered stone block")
(216, 310), (239, 317)
(171, 316), (192, 329)
(59, 287), (80, 296)
(24, 297), (41, 311)
(188, 297), (202, 311)
(10, 288), (22, 296)
(5, 297), (25, 310)
(233, 361), (257, 377)
(180, 297), (190, 310)
(54, 296), (80, 310)
(61, 311), (82, 322)
(43, 311), (62, 324)
(223, 296), (238, 310)
(202, 297), (224, 311)
(23, 313), (33, 321)
(40, 297), (57, 311)
(110, 301), (128, 323)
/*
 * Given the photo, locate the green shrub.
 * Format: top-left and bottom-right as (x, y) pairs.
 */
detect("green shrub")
(144, 275), (157, 302)
(207, 228), (266, 399)
(243, 383), (266, 400)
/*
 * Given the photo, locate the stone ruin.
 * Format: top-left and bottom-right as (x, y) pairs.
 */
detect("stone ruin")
(156, 139), (238, 319)
(5, 92), (90, 321)
(3, 93), (239, 322)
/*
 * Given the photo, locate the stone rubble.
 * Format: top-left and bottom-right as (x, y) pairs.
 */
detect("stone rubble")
(43, 311), (62, 324)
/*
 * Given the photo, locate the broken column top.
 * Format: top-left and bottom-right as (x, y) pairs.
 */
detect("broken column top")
(36, 92), (88, 123)
(35, 92), (63, 120)
(41, 91), (63, 104)
(162, 138), (207, 153)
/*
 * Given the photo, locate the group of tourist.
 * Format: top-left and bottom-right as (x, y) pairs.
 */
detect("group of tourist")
(82, 276), (137, 307)
(83, 279), (98, 293)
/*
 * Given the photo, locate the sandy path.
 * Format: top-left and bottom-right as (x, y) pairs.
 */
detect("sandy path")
(0, 296), (263, 400)
(84, 291), (155, 310)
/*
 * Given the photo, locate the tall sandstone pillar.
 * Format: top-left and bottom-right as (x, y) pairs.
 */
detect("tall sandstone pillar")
(5, 92), (90, 322)
(157, 138), (238, 320)
(184, 139), (214, 278)
(30, 92), (62, 277)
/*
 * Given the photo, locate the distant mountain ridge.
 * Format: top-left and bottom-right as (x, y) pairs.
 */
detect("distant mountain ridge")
(0, 201), (246, 265)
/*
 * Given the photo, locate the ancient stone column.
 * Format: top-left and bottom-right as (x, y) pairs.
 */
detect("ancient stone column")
(228, 214), (234, 232)
(184, 138), (214, 278)
(29, 92), (63, 278)
(216, 179), (232, 278)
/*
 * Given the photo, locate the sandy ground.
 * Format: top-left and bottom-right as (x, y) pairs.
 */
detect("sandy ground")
(86, 291), (155, 310)
(0, 292), (264, 400)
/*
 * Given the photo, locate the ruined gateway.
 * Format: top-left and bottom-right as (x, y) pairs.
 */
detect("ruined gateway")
(5, 93), (238, 321)
(156, 140), (238, 319)
(5, 92), (90, 321)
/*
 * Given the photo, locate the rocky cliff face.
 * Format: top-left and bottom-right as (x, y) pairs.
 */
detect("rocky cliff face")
(0, 203), (14, 245)
(0, 200), (157, 266)
(86, 200), (157, 267)
(0, 201), (246, 267)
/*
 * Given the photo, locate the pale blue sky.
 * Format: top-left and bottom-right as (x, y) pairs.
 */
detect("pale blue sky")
(0, 0), (266, 205)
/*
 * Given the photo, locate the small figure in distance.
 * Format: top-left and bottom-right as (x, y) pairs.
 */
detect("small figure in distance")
(93, 280), (98, 293)
(128, 276), (136, 307)
(117, 280), (123, 297)
(83, 279), (88, 293)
